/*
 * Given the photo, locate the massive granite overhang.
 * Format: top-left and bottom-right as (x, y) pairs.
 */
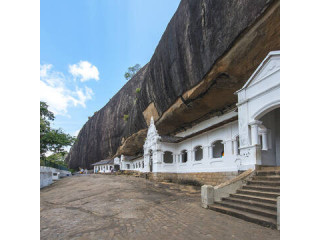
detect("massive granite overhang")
(116, 0), (280, 157)
(66, 0), (280, 169)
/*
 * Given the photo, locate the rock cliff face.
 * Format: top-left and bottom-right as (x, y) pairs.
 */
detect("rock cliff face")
(66, 0), (280, 169)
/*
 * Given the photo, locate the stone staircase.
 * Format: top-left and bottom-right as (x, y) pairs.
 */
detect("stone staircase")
(208, 167), (280, 229)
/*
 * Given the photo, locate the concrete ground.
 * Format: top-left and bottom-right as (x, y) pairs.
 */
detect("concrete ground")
(40, 174), (280, 240)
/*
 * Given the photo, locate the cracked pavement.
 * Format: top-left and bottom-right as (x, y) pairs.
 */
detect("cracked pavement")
(40, 174), (280, 240)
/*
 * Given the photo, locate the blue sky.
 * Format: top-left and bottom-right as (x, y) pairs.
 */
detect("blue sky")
(40, 0), (180, 137)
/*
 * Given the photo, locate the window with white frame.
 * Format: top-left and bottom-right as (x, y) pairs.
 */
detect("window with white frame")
(181, 150), (188, 163)
(212, 140), (224, 158)
(194, 146), (203, 161)
(163, 151), (173, 164)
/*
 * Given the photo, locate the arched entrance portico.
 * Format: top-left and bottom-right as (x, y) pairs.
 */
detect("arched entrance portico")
(257, 107), (280, 166)
(236, 51), (280, 170)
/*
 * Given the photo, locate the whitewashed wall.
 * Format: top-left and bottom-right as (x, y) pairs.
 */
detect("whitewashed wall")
(154, 121), (240, 173)
(122, 157), (145, 172)
(94, 164), (114, 173)
(40, 172), (52, 188)
(40, 166), (71, 188)
(133, 114), (241, 174)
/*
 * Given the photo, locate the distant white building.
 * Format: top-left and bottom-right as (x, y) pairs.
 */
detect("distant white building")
(92, 157), (120, 173)
(120, 51), (280, 174)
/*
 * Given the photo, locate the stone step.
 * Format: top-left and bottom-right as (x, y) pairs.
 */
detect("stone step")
(208, 204), (277, 229)
(252, 176), (280, 181)
(214, 200), (277, 219)
(248, 180), (280, 187)
(230, 193), (277, 205)
(242, 185), (280, 193)
(237, 189), (280, 198)
(223, 197), (277, 211)
(256, 170), (280, 176)
(259, 166), (280, 171)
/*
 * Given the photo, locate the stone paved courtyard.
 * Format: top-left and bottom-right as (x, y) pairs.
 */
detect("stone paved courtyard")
(40, 174), (280, 240)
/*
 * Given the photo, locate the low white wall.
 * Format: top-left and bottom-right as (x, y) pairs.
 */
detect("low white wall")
(59, 169), (72, 177)
(201, 169), (254, 208)
(40, 172), (52, 188)
(40, 166), (71, 188)
(40, 166), (71, 177)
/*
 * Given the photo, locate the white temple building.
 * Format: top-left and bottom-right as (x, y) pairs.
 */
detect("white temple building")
(119, 51), (280, 176)
(93, 157), (120, 173)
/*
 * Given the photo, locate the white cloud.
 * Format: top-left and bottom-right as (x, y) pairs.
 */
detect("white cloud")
(68, 61), (99, 82)
(40, 64), (53, 78)
(73, 129), (81, 137)
(40, 64), (94, 116)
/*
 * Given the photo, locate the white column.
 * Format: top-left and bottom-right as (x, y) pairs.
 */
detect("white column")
(233, 140), (238, 155)
(250, 120), (262, 145)
(261, 130), (268, 150)
(222, 141), (232, 157)
(208, 145), (213, 159)
(189, 150), (193, 162)
(204, 145), (209, 160)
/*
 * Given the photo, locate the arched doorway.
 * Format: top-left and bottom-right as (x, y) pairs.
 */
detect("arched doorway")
(149, 150), (153, 172)
(257, 107), (280, 166)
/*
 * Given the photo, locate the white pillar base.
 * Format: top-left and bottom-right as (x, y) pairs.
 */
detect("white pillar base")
(201, 185), (214, 208)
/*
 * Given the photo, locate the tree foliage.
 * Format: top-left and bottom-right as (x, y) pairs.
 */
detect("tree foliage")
(45, 152), (69, 167)
(40, 101), (75, 159)
(124, 64), (141, 80)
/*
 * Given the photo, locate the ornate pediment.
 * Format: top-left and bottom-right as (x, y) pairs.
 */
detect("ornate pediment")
(238, 51), (280, 91)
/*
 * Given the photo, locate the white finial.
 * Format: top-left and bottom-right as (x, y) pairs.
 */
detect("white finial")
(150, 116), (154, 125)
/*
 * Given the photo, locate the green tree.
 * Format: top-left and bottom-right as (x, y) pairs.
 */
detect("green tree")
(46, 152), (66, 162)
(124, 64), (141, 80)
(40, 101), (75, 159)
(46, 152), (69, 167)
